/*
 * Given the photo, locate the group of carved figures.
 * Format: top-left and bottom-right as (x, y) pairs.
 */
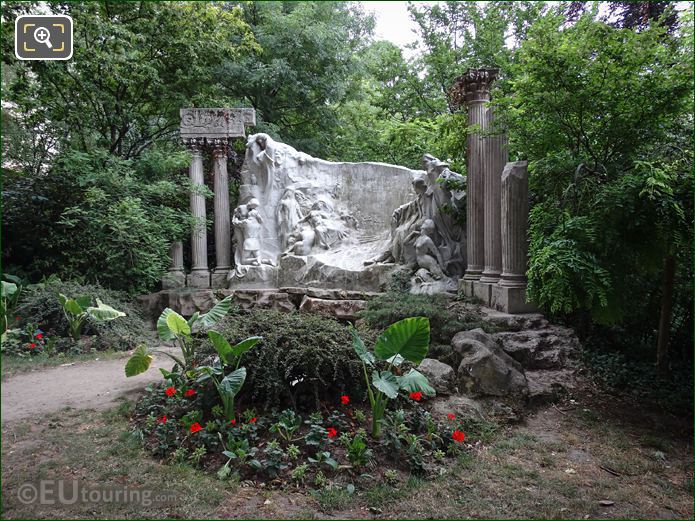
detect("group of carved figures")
(368, 154), (467, 284)
(230, 132), (467, 286)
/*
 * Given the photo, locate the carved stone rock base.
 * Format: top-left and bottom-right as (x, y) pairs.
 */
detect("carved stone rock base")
(298, 295), (367, 321)
(187, 269), (210, 289)
(161, 271), (186, 290)
(490, 285), (537, 314)
(228, 265), (279, 289)
(211, 269), (230, 289)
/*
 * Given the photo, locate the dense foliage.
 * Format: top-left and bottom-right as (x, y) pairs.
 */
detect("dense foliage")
(12, 278), (151, 351)
(195, 309), (369, 411)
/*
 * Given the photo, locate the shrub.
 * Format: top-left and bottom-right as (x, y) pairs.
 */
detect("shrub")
(359, 291), (493, 346)
(15, 278), (151, 351)
(194, 309), (368, 410)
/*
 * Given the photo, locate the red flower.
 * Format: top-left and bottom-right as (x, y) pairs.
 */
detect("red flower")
(409, 391), (423, 401)
(447, 413), (456, 420)
(230, 419), (236, 426)
(156, 415), (167, 424)
(452, 430), (466, 443)
(35, 333), (44, 340)
(164, 387), (176, 397)
(184, 389), (196, 397)
(15, 316), (21, 321)
(250, 417), (257, 423)
(327, 427), (338, 438)
(28, 343), (36, 349)
(340, 395), (350, 405)
(189, 422), (203, 433)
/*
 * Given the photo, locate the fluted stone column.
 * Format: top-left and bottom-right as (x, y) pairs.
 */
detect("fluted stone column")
(480, 108), (508, 283)
(461, 69), (498, 283)
(491, 160), (536, 313)
(211, 139), (231, 288)
(162, 242), (186, 289)
(185, 138), (210, 288)
(500, 161), (529, 287)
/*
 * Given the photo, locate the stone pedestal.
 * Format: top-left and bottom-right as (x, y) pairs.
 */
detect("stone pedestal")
(491, 285), (537, 314)
(212, 139), (231, 288)
(460, 69), (499, 281)
(162, 241), (186, 289)
(186, 138), (210, 288)
(480, 109), (507, 283)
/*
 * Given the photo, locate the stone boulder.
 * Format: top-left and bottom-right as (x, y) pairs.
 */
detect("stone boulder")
(494, 326), (580, 370)
(428, 395), (486, 422)
(452, 328), (527, 397)
(417, 358), (456, 395)
(525, 369), (577, 404)
(298, 296), (366, 321)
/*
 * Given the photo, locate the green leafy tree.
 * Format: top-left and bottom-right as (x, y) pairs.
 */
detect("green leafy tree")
(498, 7), (693, 369)
(218, 1), (374, 155)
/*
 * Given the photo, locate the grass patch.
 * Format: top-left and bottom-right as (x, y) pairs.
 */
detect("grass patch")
(312, 486), (354, 511)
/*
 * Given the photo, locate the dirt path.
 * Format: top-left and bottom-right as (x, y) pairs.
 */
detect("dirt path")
(1, 350), (175, 423)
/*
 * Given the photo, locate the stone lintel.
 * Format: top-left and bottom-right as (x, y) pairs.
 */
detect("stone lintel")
(180, 108), (256, 142)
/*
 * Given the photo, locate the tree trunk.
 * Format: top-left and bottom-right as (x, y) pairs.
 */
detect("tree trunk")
(656, 255), (676, 377)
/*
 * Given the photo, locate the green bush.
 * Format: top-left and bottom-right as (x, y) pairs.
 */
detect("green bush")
(15, 278), (151, 351)
(194, 309), (369, 410)
(359, 291), (493, 346)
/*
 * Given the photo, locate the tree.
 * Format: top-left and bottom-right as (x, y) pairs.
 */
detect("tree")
(498, 7), (693, 369)
(2, 1), (257, 161)
(216, 1), (374, 156)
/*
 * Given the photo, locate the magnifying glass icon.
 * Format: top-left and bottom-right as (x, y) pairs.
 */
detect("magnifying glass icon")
(34, 26), (53, 49)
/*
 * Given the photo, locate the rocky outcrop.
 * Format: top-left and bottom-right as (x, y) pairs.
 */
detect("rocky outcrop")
(452, 328), (528, 397)
(525, 369), (577, 403)
(417, 358), (456, 395)
(494, 326), (580, 370)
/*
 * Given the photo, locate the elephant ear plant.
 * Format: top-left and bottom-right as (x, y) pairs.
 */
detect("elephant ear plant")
(194, 331), (262, 421)
(351, 316), (435, 438)
(58, 293), (126, 341)
(124, 295), (234, 377)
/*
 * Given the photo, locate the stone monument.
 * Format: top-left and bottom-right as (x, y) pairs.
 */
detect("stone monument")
(229, 133), (466, 292)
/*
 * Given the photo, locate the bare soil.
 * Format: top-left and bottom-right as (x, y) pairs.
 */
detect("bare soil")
(1, 349), (175, 422)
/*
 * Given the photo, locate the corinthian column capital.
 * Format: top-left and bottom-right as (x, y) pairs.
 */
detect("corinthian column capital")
(210, 138), (229, 158)
(183, 137), (205, 154)
(450, 68), (500, 108)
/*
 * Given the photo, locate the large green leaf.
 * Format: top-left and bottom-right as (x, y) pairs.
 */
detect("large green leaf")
(165, 309), (190, 337)
(1, 281), (17, 298)
(397, 368), (436, 396)
(373, 317), (430, 364)
(58, 293), (68, 306)
(2, 274), (22, 284)
(208, 330), (234, 365)
(231, 336), (262, 358)
(194, 365), (224, 384)
(196, 295), (234, 329)
(372, 370), (399, 399)
(125, 345), (153, 377)
(76, 295), (92, 309)
(87, 299), (126, 321)
(350, 327), (375, 366)
(157, 308), (177, 341)
(64, 299), (84, 316)
(218, 367), (247, 399)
